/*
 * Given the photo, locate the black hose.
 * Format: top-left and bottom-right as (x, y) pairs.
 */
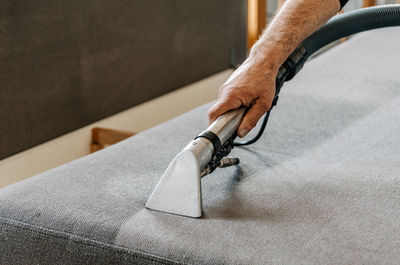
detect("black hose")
(303, 4), (400, 56)
(233, 110), (271, 146)
(234, 4), (400, 146)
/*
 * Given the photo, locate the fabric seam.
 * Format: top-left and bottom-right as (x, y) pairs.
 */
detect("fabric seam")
(0, 216), (187, 265)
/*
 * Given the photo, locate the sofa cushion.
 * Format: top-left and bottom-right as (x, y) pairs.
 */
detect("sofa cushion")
(1, 27), (400, 264)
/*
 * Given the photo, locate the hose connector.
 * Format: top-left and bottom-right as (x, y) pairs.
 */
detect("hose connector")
(284, 45), (308, 81)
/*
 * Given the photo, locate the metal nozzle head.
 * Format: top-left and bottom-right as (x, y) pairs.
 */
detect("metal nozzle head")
(145, 149), (203, 218)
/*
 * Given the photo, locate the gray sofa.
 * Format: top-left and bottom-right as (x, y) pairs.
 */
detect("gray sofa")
(0, 0), (247, 160)
(1, 27), (400, 264)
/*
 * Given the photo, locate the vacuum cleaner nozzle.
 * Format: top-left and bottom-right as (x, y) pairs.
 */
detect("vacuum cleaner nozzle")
(145, 147), (203, 217)
(145, 107), (246, 218)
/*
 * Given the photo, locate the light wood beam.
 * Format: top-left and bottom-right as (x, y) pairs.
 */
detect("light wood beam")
(363, 0), (376, 7)
(248, 0), (267, 49)
(91, 127), (136, 153)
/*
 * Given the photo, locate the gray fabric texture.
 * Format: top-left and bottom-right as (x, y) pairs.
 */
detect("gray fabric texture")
(0, 218), (181, 265)
(1, 27), (400, 264)
(0, 0), (247, 159)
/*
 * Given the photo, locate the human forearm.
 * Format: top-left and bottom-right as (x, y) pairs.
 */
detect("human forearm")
(249, 0), (340, 72)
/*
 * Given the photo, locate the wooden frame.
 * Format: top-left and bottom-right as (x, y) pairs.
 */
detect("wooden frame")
(91, 127), (136, 153)
(247, 0), (267, 49)
(363, 0), (376, 7)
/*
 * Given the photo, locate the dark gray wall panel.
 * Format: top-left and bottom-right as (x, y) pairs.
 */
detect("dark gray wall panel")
(0, 0), (247, 159)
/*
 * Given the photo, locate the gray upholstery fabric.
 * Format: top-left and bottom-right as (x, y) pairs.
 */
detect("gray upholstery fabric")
(0, 0), (247, 159)
(1, 27), (400, 264)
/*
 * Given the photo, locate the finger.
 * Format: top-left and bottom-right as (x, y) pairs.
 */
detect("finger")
(237, 101), (270, 138)
(207, 97), (242, 124)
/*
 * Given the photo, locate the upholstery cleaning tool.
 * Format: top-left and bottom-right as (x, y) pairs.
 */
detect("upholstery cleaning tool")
(146, 5), (400, 218)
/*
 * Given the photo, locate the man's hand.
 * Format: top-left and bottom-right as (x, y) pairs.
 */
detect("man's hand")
(207, 0), (340, 138)
(207, 59), (277, 138)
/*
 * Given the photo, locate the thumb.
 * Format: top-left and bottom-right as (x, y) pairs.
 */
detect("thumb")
(237, 101), (269, 138)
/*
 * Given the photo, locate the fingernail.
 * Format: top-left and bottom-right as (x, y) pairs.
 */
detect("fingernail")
(239, 128), (248, 138)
